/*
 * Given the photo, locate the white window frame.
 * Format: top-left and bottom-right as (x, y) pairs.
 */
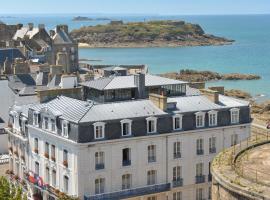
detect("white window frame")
(122, 174), (132, 190)
(173, 141), (181, 159)
(196, 163), (204, 176)
(146, 117), (157, 134)
(33, 111), (39, 127)
(173, 114), (183, 130)
(62, 120), (69, 138)
(173, 191), (182, 200)
(50, 118), (56, 133)
(147, 170), (157, 185)
(63, 175), (69, 193)
(93, 122), (105, 139)
(208, 110), (218, 127)
(230, 108), (240, 124)
(95, 177), (105, 194)
(195, 112), (205, 128)
(120, 119), (132, 136)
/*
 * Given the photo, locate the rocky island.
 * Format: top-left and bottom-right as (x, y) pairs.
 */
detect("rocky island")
(72, 16), (111, 21)
(160, 69), (261, 82)
(71, 20), (234, 48)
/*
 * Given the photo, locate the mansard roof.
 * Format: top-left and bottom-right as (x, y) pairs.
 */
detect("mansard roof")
(80, 74), (186, 91)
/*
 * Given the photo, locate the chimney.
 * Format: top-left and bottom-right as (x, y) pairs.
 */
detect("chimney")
(28, 23), (34, 31)
(149, 93), (167, 111)
(59, 74), (78, 89)
(134, 73), (145, 99)
(208, 86), (225, 95)
(200, 89), (219, 104)
(38, 24), (45, 30)
(49, 30), (55, 37)
(56, 25), (68, 34)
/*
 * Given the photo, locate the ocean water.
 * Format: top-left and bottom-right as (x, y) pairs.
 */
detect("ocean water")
(2, 14), (270, 101)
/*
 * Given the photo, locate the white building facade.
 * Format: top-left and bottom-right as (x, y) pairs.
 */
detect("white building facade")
(7, 90), (251, 200)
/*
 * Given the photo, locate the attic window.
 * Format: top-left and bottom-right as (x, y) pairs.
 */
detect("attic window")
(93, 122), (105, 140)
(62, 121), (69, 138)
(146, 117), (157, 134)
(195, 112), (205, 128)
(120, 119), (132, 136)
(230, 108), (240, 124)
(33, 112), (39, 127)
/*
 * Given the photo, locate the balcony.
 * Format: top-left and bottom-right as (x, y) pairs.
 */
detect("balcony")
(95, 163), (105, 170)
(209, 147), (216, 154)
(172, 178), (183, 187)
(122, 160), (131, 166)
(197, 149), (204, 155)
(195, 175), (205, 184)
(84, 183), (171, 200)
(173, 153), (181, 159)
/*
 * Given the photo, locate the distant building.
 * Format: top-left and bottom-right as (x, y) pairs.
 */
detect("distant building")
(12, 24), (78, 72)
(7, 74), (251, 200)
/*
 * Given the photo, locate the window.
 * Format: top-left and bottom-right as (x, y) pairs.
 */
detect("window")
(122, 148), (131, 166)
(121, 119), (132, 136)
(208, 111), (218, 127)
(148, 145), (156, 163)
(34, 138), (38, 154)
(45, 142), (49, 158)
(33, 112), (39, 126)
(52, 170), (56, 187)
(51, 145), (56, 161)
(173, 166), (182, 186)
(94, 122), (105, 139)
(196, 139), (204, 155)
(208, 186), (212, 200)
(147, 170), (156, 185)
(230, 108), (240, 124)
(173, 142), (181, 159)
(64, 176), (69, 193)
(147, 197), (156, 200)
(173, 192), (182, 200)
(196, 163), (203, 176)
(62, 121), (69, 138)
(43, 117), (49, 130)
(209, 137), (216, 154)
(173, 114), (183, 130)
(95, 152), (105, 170)
(196, 188), (204, 200)
(51, 119), (56, 132)
(122, 174), (132, 190)
(231, 134), (238, 146)
(45, 167), (50, 184)
(63, 149), (68, 167)
(195, 112), (205, 128)
(95, 178), (105, 194)
(146, 117), (157, 133)
(35, 162), (39, 176)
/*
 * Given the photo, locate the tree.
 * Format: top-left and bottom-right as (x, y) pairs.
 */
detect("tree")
(0, 176), (27, 200)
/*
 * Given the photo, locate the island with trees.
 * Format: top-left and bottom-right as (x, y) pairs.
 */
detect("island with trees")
(71, 20), (234, 48)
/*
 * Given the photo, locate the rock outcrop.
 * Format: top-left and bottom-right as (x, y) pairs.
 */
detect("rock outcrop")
(71, 20), (234, 48)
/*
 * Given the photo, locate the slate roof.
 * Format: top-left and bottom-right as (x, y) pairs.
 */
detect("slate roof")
(0, 48), (25, 66)
(80, 99), (167, 123)
(47, 74), (62, 89)
(30, 96), (92, 123)
(53, 29), (73, 44)
(80, 74), (186, 90)
(168, 94), (249, 114)
(13, 27), (39, 40)
(7, 74), (36, 92)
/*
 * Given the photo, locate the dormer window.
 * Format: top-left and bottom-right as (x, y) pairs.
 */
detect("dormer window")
(195, 112), (205, 128)
(173, 114), (183, 130)
(62, 121), (69, 138)
(208, 110), (218, 127)
(146, 117), (157, 134)
(121, 119), (132, 136)
(94, 122), (105, 139)
(230, 108), (240, 124)
(43, 117), (49, 130)
(33, 112), (39, 127)
(51, 119), (56, 133)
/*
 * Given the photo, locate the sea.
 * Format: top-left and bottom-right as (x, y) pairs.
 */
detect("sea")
(1, 14), (270, 101)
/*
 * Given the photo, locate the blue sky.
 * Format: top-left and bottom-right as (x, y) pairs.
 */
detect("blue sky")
(1, 0), (270, 15)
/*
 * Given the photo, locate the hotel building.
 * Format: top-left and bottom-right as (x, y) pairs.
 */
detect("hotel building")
(6, 74), (251, 200)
